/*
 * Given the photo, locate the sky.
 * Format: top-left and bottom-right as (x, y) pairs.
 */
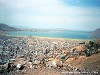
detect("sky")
(0, 0), (100, 31)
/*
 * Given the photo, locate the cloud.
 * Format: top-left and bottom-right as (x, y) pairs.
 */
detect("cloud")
(0, 0), (100, 30)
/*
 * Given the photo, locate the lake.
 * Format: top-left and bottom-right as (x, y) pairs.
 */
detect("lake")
(7, 30), (92, 39)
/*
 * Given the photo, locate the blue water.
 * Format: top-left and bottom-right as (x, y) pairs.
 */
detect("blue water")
(7, 30), (91, 39)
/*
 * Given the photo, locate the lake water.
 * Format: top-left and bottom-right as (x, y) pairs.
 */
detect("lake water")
(8, 30), (91, 39)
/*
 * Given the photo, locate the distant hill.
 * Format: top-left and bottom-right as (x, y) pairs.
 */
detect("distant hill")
(92, 28), (100, 39)
(0, 23), (20, 31)
(94, 28), (100, 33)
(0, 23), (21, 36)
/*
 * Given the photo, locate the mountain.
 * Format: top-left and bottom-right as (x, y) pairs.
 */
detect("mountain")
(0, 23), (21, 36)
(0, 23), (20, 31)
(92, 28), (100, 39)
(94, 28), (100, 33)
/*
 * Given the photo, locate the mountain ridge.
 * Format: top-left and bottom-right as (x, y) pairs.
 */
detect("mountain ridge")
(0, 23), (20, 31)
(92, 28), (100, 39)
(0, 23), (20, 36)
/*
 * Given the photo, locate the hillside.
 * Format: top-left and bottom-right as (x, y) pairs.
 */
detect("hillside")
(0, 23), (20, 31)
(0, 23), (21, 36)
(92, 28), (100, 39)
(81, 53), (100, 72)
(94, 28), (100, 33)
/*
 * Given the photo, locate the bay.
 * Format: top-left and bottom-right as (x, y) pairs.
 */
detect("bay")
(7, 30), (91, 39)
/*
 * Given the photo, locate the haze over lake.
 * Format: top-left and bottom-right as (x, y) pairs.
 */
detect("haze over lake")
(8, 30), (91, 39)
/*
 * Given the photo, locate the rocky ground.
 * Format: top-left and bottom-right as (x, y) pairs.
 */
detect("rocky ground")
(0, 36), (100, 75)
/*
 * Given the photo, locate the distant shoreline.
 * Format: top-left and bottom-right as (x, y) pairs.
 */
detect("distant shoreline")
(6, 34), (90, 41)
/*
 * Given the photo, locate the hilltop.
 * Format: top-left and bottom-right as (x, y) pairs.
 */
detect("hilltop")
(94, 28), (100, 33)
(0, 23), (20, 31)
(92, 28), (100, 39)
(0, 23), (20, 36)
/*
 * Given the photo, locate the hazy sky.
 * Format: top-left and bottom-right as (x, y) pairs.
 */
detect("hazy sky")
(0, 0), (100, 31)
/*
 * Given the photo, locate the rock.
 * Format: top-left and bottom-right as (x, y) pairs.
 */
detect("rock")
(25, 62), (32, 68)
(16, 64), (21, 69)
(56, 60), (63, 68)
(46, 60), (59, 68)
